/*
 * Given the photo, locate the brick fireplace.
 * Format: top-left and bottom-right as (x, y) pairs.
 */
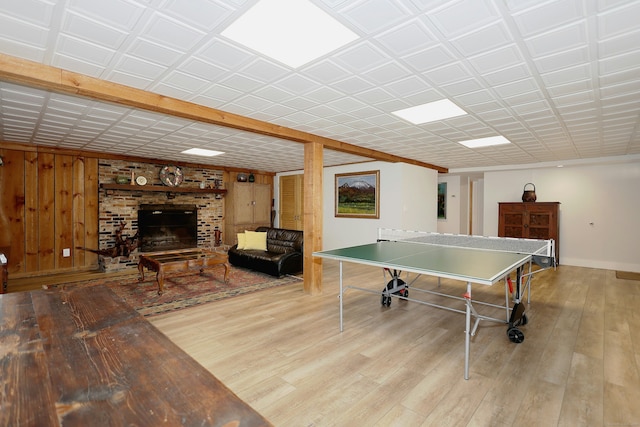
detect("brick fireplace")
(98, 159), (224, 272)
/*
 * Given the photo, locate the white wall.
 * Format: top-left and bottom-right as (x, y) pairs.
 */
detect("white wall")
(275, 156), (640, 273)
(471, 178), (484, 235)
(322, 161), (437, 250)
(482, 160), (640, 272)
(275, 161), (438, 251)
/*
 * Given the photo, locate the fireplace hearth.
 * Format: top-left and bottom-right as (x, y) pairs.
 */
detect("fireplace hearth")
(138, 204), (198, 252)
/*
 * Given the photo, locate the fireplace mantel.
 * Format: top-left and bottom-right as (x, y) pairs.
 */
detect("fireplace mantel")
(101, 183), (227, 196)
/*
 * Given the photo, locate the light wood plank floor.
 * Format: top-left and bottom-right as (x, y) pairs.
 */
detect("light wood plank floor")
(146, 263), (640, 426)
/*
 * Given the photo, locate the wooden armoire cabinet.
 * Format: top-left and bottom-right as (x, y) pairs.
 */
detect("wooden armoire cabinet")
(498, 202), (560, 264)
(224, 182), (272, 245)
(279, 174), (304, 231)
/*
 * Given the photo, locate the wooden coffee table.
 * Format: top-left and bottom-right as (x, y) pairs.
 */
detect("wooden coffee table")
(138, 248), (230, 295)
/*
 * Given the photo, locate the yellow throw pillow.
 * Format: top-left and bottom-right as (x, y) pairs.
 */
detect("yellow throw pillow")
(236, 232), (246, 250)
(244, 231), (267, 251)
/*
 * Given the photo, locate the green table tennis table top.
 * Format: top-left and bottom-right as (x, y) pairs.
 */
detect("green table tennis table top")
(313, 241), (532, 286)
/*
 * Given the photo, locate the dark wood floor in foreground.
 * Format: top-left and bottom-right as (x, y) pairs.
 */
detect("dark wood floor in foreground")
(147, 263), (639, 426)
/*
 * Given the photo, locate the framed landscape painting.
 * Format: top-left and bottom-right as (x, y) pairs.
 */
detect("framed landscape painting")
(335, 170), (380, 219)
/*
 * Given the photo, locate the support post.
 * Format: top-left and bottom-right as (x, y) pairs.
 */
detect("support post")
(303, 141), (323, 295)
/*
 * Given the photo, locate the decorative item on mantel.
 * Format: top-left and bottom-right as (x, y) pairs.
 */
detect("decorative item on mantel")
(248, 173), (255, 182)
(115, 176), (129, 184)
(159, 165), (184, 187)
(237, 173), (248, 182)
(522, 183), (537, 202)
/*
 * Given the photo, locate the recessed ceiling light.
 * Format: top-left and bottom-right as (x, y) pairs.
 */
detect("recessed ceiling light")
(182, 148), (224, 157)
(458, 136), (511, 148)
(222, 0), (359, 68)
(392, 99), (467, 125)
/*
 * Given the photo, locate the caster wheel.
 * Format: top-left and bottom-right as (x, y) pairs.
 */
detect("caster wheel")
(381, 294), (390, 306)
(400, 289), (408, 299)
(507, 327), (525, 343)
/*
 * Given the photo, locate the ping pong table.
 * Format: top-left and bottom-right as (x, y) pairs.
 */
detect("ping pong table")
(313, 228), (555, 380)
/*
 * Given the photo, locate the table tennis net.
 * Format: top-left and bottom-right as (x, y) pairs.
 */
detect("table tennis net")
(377, 228), (555, 262)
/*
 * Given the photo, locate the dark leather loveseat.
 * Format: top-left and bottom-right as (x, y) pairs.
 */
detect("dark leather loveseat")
(228, 227), (303, 277)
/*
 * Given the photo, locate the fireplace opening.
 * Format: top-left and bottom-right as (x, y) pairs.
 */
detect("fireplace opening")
(138, 204), (197, 252)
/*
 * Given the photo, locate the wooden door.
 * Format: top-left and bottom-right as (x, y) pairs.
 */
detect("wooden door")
(253, 183), (272, 225)
(279, 174), (303, 230)
(234, 183), (254, 224)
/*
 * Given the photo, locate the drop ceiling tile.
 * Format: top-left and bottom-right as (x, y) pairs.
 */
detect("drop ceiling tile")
(402, 44), (457, 72)
(450, 22), (512, 57)
(512, 0), (585, 38)
(236, 58), (291, 83)
(140, 12), (205, 52)
(376, 19), (436, 56)
(51, 53), (108, 78)
(599, 50), (640, 75)
(196, 38), (254, 70)
(334, 41), (389, 73)
(598, 30), (640, 58)
(427, 0), (499, 39)
(198, 85), (244, 104)
(330, 75), (376, 94)
(0, 13), (50, 47)
(105, 70), (155, 89)
(0, 0), (56, 26)
(525, 21), (588, 59)
(163, 0), (234, 32)
(69, 0), (146, 31)
(342, 0), (411, 33)
(439, 78), (484, 97)
(598, 1), (640, 39)
(363, 62), (411, 85)
(600, 80), (640, 98)
(424, 62), (471, 86)
(483, 64), (533, 87)
(533, 45), (590, 74)
(128, 38), (184, 67)
(493, 78), (539, 99)
(551, 91), (595, 107)
(218, 73), (266, 93)
(61, 12), (128, 50)
(546, 80), (593, 98)
(468, 44), (525, 75)
(259, 103), (298, 118)
(118, 49), (179, 79)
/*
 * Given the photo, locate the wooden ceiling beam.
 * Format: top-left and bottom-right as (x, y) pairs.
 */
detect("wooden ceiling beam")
(0, 54), (447, 173)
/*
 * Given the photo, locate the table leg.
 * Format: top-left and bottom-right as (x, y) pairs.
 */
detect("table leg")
(464, 281), (471, 380)
(222, 262), (230, 282)
(154, 269), (166, 295)
(138, 262), (146, 282)
(339, 261), (344, 332)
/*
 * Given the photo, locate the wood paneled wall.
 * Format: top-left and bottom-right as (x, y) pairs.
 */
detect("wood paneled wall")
(1, 144), (275, 279)
(0, 147), (99, 278)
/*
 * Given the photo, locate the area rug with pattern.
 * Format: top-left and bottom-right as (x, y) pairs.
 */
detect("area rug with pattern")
(47, 265), (302, 317)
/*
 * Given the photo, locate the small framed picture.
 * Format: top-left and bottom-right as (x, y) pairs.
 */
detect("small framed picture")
(438, 182), (447, 219)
